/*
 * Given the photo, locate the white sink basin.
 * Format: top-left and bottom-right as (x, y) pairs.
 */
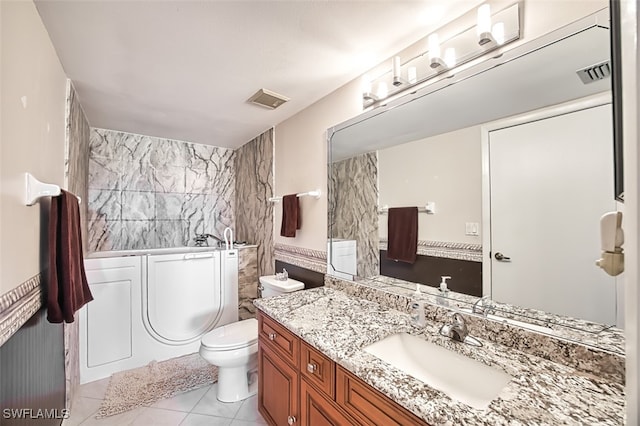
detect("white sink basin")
(363, 333), (511, 410)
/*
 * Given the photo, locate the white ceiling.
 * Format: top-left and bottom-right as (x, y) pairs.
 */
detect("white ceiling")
(34, 0), (482, 149)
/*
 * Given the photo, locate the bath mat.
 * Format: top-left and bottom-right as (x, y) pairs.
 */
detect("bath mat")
(95, 353), (218, 418)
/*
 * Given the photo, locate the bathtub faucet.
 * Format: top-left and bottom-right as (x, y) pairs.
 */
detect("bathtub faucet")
(194, 233), (224, 248)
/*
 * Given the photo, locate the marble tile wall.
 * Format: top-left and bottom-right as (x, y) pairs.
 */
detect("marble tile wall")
(88, 128), (235, 251)
(234, 128), (274, 277)
(238, 247), (258, 319)
(63, 81), (90, 409)
(329, 152), (379, 277)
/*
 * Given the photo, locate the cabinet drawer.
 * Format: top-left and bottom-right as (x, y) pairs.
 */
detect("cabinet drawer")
(301, 377), (357, 426)
(300, 341), (335, 399)
(336, 366), (429, 426)
(258, 311), (299, 368)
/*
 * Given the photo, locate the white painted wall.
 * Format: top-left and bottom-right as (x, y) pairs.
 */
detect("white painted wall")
(0, 1), (68, 294)
(377, 125), (482, 245)
(273, 79), (361, 252)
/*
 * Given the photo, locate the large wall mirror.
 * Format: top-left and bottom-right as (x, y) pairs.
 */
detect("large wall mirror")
(327, 8), (623, 348)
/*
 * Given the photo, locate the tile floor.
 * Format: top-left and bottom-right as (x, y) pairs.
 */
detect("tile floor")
(63, 378), (267, 426)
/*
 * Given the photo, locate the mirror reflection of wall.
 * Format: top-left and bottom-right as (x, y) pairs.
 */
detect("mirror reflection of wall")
(327, 9), (621, 332)
(329, 152), (379, 278)
(378, 126), (482, 245)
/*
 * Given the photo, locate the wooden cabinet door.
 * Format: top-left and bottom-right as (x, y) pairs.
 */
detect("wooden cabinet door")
(300, 341), (335, 399)
(301, 378), (357, 426)
(336, 367), (429, 426)
(259, 342), (299, 426)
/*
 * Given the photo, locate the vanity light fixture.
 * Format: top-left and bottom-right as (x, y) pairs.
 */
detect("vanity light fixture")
(477, 4), (506, 47)
(361, 2), (520, 109)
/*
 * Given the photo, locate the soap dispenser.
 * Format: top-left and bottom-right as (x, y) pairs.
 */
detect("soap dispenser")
(437, 276), (451, 306)
(439, 276), (451, 294)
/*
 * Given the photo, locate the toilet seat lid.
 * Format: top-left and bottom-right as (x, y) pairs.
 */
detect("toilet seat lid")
(202, 318), (258, 350)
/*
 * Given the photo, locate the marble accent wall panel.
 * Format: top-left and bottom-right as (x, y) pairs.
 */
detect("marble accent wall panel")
(238, 247), (258, 320)
(329, 152), (379, 277)
(63, 81), (90, 410)
(88, 128), (235, 251)
(234, 129), (274, 277)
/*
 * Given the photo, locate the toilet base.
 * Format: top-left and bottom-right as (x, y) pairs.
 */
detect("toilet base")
(215, 359), (258, 402)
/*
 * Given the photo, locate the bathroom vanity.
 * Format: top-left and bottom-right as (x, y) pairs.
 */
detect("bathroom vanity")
(255, 284), (624, 425)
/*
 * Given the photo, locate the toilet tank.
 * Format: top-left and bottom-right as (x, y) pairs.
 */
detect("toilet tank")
(259, 275), (304, 298)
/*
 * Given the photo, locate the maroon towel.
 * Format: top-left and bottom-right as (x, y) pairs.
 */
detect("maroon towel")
(280, 194), (301, 238)
(47, 190), (93, 323)
(386, 207), (418, 264)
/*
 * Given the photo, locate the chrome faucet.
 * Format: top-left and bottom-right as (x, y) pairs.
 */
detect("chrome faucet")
(193, 233), (224, 247)
(472, 296), (494, 316)
(440, 312), (468, 342)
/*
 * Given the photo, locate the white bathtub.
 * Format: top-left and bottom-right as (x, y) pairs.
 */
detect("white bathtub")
(79, 248), (238, 383)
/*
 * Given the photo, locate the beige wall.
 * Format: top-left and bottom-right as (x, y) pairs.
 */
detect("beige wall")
(273, 0), (608, 255)
(0, 1), (68, 294)
(274, 79), (362, 252)
(378, 126), (482, 244)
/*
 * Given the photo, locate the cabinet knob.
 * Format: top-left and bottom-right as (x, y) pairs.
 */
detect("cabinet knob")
(287, 415), (297, 425)
(307, 363), (318, 374)
(268, 332), (277, 341)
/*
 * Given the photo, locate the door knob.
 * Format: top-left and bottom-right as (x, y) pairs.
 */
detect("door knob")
(494, 252), (511, 262)
(307, 363), (318, 373)
(287, 415), (297, 425)
(268, 332), (277, 341)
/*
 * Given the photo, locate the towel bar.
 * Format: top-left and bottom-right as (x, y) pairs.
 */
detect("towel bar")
(269, 189), (321, 203)
(378, 203), (435, 214)
(25, 173), (81, 206)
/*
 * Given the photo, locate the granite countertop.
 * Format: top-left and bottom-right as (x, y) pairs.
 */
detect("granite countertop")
(254, 287), (624, 426)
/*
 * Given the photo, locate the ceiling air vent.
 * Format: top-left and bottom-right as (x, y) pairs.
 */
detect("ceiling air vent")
(576, 60), (611, 84)
(247, 88), (290, 110)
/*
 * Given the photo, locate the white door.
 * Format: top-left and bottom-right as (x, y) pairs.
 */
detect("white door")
(489, 104), (617, 325)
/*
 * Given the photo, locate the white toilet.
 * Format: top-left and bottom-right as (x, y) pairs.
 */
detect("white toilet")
(259, 275), (304, 297)
(199, 275), (305, 402)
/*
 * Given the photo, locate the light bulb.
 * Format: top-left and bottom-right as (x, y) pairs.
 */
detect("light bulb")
(477, 4), (492, 36)
(444, 48), (456, 68)
(408, 66), (417, 84)
(493, 22), (505, 45)
(376, 82), (388, 99)
(428, 33), (441, 61)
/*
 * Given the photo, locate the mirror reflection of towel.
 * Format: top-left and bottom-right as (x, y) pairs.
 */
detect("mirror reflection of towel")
(280, 194), (301, 238)
(47, 190), (93, 323)
(387, 207), (418, 264)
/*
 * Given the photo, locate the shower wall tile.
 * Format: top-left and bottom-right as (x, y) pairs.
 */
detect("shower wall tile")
(121, 191), (154, 220)
(186, 167), (215, 194)
(88, 128), (236, 252)
(121, 159), (154, 192)
(89, 157), (120, 190)
(234, 129), (274, 277)
(154, 165), (186, 193)
(64, 81), (90, 408)
(150, 138), (189, 167)
(88, 189), (121, 222)
(330, 152), (379, 278)
(156, 193), (185, 220)
(88, 219), (123, 252)
(155, 220), (188, 248)
(121, 221), (156, 250)
(238, 247), (258, 320)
